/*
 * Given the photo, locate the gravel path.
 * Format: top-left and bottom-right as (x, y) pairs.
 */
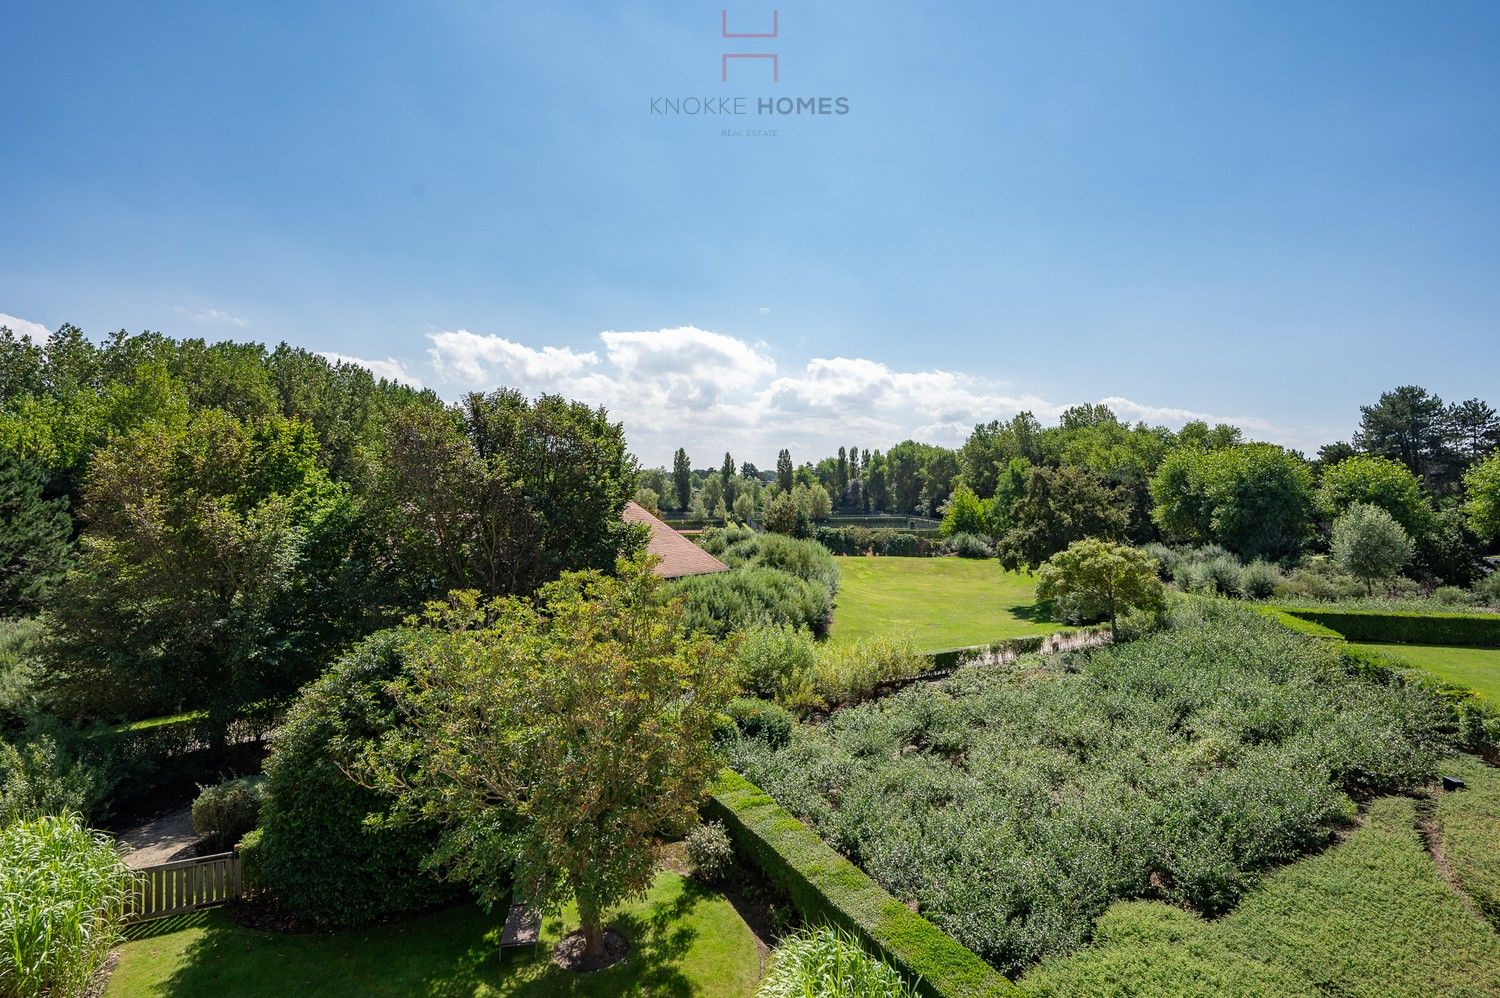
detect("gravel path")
(116, 806), (202, 869)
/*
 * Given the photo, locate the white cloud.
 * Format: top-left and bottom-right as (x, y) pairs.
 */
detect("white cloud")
(0, 313), (50, 341)
(318, 351), (425, 388)
(409, 324), (1298, 465)
(175, 306), (249, 328)
(426, 329), (597, 384)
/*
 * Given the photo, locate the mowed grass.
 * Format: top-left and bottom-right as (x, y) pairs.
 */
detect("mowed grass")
(106, 870), (762, 998)
(1021, 794), (1500, 997)
(1351, 643), (1500, 700)
(830, 556), (1061, 651)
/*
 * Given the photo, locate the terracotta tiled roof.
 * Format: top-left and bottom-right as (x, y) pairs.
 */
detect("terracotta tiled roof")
(622, 501), (730, 579)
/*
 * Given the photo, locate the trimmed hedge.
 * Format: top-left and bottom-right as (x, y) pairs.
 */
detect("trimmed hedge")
(816, 526), (940, 557)
(1251, 606), (1344, 641)
(705, 769), (1016, 998)
(1272, 607), (1500, 647)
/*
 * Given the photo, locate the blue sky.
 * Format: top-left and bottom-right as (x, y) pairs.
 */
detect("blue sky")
(4, 2), (1499, 466)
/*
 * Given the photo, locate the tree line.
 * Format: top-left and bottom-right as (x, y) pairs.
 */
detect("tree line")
(0, 325), (642, 739)
(654, 387), (1500, 580)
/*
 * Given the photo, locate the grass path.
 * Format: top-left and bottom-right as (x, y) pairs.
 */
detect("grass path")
(1350, 643), (1500, 700)
(831, 556), (1061, 652)
(1021, 793), (1500, 996)
(107, 870), (761, 997)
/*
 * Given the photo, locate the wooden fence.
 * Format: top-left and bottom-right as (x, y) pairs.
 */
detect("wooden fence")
(127, 850), (242, 923)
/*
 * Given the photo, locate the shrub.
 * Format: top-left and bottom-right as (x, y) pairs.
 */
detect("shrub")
(685, 820), (736, 883)
(818, 527), (937, 557)
(0, 813), (131, 998)
(944, 533), (994, 559)
(253, 630), (457, 929)
(191, 776), (266, 851)
(731, 623), (817, 701)
(1236, 560), (1282, 599)
(0, 735), (102, 826)
(809, 636), (927, 710)
(676, 567), (834, 638)
(700, 530), (840, 599)
(1433, 585), (1477, 606)
(727, 697), (795, 749)
(758, 925), (922, 998)
(1272, 554), (1367, 601)
(1475, 572), (1500, 608)
(733, 602), (1455, 974)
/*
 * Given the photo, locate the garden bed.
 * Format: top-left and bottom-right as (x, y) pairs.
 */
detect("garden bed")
(729, 601), (1460, 976)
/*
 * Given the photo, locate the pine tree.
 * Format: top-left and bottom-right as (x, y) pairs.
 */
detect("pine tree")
(0, 449), (73, 615)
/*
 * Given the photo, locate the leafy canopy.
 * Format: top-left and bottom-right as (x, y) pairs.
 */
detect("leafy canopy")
(1036, 539), (1166, 637)
(367, 556), (734, 956)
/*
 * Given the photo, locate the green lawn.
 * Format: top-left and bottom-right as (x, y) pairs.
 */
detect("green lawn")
(1022, 794), (1500, 996)
(107, 871), (762, 997)
(830, 556), (1061, 651)
(1350, 643), (1500, 700)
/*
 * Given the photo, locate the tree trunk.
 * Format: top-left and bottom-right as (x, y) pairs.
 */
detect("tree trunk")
(577, 895), (604, 958)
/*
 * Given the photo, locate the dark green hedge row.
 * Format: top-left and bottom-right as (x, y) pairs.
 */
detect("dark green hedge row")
(1273, 607), (1500, 647)
(705, 769), (1015, 998)
(1251, 606), (1344, 641)
(815, 526), (941, 557)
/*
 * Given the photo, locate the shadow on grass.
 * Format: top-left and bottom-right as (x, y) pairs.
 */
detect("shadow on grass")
(1004, 602), (1052, 624)
(121, 910), (215, 942)
(146, 881), (712, 997)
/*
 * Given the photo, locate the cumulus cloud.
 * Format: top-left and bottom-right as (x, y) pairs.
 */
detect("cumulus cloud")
(318, 351), (425, 388)
(413, 325), (1294, 465)
(0, 312), (50, 341)
(175, 306), (249, 327)
(426, 329), (598, 384)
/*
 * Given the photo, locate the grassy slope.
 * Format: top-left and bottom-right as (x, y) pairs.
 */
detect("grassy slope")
(107, 871), (761, 998)
(1021, 796), (1500, 997)
(1350, 643), (1500, 700)
(1436, 755), (1500, 928)
(830, 557), (1060, 651)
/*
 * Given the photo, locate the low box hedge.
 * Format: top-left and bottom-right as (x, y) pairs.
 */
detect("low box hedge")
(1252, 606), (1345, 641)
(705, 769), (1016, 998)
(1272, 607), (1500, 647)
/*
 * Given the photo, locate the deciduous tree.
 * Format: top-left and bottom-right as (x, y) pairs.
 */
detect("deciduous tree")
(368, 558), (733, 962)
(1036, 539), (1166, 638)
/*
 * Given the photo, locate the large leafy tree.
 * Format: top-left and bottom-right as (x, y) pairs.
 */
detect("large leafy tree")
(1316, 455), (1432, 537)
(940, 483), (990, 537)
(1354, 385), (1457, 486)
(0, 448), (72, 616)
(367, 558), (734, 962)
(776, 448), (794, 493)
(44, 411), (356, 730)
(958, 413), (1042, 498)
(996, 465), (1129, 571)
(1150, 443), (1314, 561)
(1036, 539), (1166, 638)
(374, 390), (641, 603)
(1465, 451), (1500, 545)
